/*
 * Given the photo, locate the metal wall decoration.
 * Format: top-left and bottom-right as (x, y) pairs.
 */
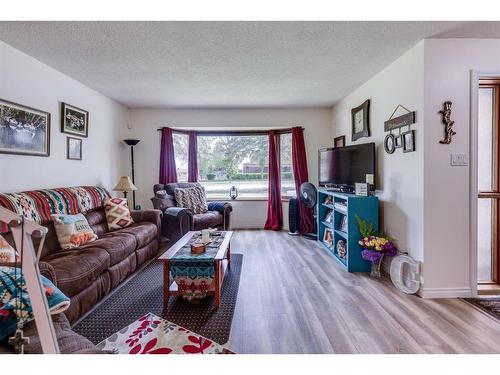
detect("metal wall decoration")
(383, 104), (416, 154)
(438, 101), (455, 144)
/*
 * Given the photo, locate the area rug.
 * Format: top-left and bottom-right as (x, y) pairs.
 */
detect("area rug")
(96, 312), (233, 354)
(463, 297), (500, 321)
(73, 254), (242, 345)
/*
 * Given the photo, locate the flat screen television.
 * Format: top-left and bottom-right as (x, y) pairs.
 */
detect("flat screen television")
(318, 142), (375, 191)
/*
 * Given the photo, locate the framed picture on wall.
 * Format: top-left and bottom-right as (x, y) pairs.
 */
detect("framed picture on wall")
(351, 99), (370, 141)
(334, 135), (345, 148)
(61, 102), (89, 137)
(66, 136), (82, 160)
(395, 134), (403, 148)
(384, 133), (396, 154)
(402, 130), (416, 153)
(0, 98), (51, 157)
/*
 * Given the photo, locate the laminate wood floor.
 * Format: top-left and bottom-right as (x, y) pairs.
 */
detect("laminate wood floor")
(225, 230), (500, 353)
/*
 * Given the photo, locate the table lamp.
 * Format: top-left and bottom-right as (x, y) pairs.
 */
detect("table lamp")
(113, 176), (138, 204)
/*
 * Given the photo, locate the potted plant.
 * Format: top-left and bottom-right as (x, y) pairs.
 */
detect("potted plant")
(356, 215), (398, 278)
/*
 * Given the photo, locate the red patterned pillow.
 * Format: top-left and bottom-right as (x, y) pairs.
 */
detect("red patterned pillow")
(104, 198), (134, 231)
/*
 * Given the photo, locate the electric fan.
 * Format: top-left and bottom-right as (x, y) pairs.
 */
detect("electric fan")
(299, 182), (318, 240)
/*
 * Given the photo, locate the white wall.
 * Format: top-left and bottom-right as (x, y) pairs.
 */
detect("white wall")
(0, 40), (129, 193)
(127, 108), (332, 229)
(331, 39), (500, 297)
(422, 39), (500, 296)
(331, 42), (425, 263)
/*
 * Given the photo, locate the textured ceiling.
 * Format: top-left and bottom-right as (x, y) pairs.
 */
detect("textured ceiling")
(0, 21), (491, 108)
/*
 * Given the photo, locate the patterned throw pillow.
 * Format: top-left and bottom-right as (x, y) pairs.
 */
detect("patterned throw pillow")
(174, 185), (208, 214)
(104, 198), (134, 231)
(0, 235), (18, 263)
(52, 213), (98, 249)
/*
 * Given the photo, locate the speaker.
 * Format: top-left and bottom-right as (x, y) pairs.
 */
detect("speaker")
(288, 197), (300, 235)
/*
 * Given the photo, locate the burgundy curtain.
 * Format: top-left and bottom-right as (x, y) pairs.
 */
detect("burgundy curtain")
(188, 131), (198, 182)
(159, 127), (178, 184)
(264, 131), (283, 231)
(292, 126), (315, 234)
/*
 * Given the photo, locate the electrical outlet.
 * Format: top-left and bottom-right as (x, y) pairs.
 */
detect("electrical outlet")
(450, 153), (468, 166)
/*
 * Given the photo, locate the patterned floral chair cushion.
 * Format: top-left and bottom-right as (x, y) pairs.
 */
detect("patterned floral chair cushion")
(173, 185), (208, 215)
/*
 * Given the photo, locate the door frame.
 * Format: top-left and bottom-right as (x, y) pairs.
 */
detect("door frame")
(469, 70), (500, 297)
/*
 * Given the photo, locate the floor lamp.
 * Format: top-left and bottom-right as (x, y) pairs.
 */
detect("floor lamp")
(123, 139), (140, 209)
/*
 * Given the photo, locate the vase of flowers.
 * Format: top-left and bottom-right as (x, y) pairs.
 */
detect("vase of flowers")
(356, 216), (397, 278)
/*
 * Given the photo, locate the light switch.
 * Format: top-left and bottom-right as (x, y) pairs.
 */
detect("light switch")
(450, 153), (468, 166)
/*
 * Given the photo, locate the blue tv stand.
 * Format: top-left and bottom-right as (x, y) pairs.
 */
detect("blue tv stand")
(317, 188), (379, 272)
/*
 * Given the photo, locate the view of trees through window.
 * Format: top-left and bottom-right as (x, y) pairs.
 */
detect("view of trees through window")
(280, 132), (295, 197)
(198, 135), (268, 198)
(172, 132), (188, 181)
(172, 132), (296, 199)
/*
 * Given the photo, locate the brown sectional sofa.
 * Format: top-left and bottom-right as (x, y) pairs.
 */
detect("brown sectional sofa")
(39, 208), (161, 323)
(0, 186), (162, 325)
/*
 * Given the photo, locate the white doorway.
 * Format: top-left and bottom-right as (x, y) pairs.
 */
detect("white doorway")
(473, 75), (500, 294)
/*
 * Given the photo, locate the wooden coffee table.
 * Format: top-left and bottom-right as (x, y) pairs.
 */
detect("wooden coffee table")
(159, 231), (232, 310)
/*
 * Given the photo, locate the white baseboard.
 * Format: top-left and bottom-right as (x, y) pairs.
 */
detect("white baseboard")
(419, 287), (472, 299)
(382, 258), (472, 299)
(232, 223), (289, 231)
(232, 222), (264, 229)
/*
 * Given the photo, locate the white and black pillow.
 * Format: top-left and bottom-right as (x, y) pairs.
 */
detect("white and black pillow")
(174, 185), (208, 214)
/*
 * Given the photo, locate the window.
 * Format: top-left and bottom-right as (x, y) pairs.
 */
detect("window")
(280, 132), (296, 197)
(197, 134), (269, 199)
(173, 132), (188, 182)
(169, 130), (297, 200)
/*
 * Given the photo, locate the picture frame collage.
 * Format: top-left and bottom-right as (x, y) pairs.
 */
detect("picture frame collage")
(383, 105), (416, 154)
(0, 99), (88, 160)
(62, 102), (88, 161)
